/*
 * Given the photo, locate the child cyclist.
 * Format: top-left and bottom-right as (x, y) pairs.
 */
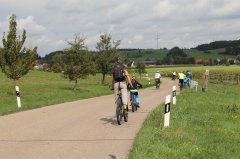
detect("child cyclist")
(128, 76), (142, 107)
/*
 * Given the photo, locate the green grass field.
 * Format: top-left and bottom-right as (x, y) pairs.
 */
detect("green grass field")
(128, 82), (240, 159)
(0, 70), (151, 115)
(0, 71), (113, 115)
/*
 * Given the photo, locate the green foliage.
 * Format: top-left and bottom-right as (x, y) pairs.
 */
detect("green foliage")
(96, 33), (121, 84)
(63, 34), (96, 90)
(50, 53), (66, 73)
(135, 61), (146, 79)
(0, 14), (37, 84)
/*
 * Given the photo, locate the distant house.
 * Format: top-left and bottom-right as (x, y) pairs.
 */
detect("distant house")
(34, 64), (44, 70)
(195, 59), (209, 64)
(144, 60), (156, 66)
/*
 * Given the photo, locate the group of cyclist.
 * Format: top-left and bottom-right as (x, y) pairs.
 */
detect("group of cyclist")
(111, 61), (142, 115)
(111, 60), (193, 124)
(172, 70), (192, 89)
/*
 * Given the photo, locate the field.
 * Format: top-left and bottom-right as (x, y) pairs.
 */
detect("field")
(0, 70), (152, 115)
(128, 82), (240, 159)
(1, 65), (239, 115)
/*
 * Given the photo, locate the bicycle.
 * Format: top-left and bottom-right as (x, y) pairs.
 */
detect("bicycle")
(155, 79), (160, 89)
(130, 89), (138, 112)
(115, 90), (128, 125)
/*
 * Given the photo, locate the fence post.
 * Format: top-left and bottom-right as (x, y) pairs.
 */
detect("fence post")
(202, 70), (209, 92)
(164, 95), (171, 128)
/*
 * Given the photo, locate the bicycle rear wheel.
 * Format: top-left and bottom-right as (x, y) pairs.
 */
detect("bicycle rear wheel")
(123, 109), (128, 122)
(131, 96), (137, 112)
(116, 97), (123, 125)
(116, 106), (123, 125)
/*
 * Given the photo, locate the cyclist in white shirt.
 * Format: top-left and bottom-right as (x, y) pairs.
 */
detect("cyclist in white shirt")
(154, 71), (161, 89)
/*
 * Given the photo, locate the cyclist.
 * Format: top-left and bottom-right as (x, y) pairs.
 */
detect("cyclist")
(172, 71), (176, 80)
(186, 70), (193, 84)
(178, 71), (185, 90)
(128, 76), (142, 108)
(154, 71), (161, 88)
(112, 61), (133, 112)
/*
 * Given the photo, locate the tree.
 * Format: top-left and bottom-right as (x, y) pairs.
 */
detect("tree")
(0, 14), (37, 90)
(135, 61), (146, 79)
(50, 53), (66, 73)
(162, 47), (188, 64)
(96, 33), (120, 84)
(64, 34), (96, 90)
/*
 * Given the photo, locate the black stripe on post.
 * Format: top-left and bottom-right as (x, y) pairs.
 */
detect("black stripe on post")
(172, 90), (176, 97)
(16, 91), (20, 97)
(165, 103), (170, 114)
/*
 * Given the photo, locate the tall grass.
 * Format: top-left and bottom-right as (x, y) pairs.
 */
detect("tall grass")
(129, 82), (240, 159)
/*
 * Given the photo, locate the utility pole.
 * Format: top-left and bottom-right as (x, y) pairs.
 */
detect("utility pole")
(156, 33), (160, 49)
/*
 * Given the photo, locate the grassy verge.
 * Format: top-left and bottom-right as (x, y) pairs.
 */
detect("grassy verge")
(129, 82), (240, 159)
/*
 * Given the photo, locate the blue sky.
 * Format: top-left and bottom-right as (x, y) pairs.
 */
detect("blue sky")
(0, 0), (240, 57)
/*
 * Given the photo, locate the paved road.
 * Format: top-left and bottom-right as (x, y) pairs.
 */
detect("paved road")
(0, 78), (178, 159)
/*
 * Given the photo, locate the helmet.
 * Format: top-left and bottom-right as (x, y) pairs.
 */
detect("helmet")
(132, 76), (136, 80)
(156, 71), (159, 73)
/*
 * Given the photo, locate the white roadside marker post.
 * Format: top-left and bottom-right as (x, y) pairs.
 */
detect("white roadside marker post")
(172, 86), (176, 105)
(15, 86), (21, 108)
(164, 95), (171, 128)
(195, 81), (199, 92)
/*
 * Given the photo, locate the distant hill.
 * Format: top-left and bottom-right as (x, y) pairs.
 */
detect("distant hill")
(41, 40), (239, 62)
(194, 39), (240, 51)
(41, 50), (64, 61)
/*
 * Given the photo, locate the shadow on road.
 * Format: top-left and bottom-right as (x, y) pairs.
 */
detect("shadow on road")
(108, 154), (116, 159)
(100, 117), (116, 125)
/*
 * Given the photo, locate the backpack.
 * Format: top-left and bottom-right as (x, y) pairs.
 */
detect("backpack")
(113, 62), (125, 82)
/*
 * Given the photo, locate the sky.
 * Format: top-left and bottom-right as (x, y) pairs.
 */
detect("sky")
(0, 0), (240, 57)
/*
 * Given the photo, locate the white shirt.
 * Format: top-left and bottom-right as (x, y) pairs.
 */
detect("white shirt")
(155, 73), (161, 79)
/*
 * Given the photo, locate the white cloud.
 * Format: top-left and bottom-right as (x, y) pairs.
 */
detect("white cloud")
(17, 16), (47, 36)
(133, 34), (144, 42)
(152, 0), (177, 19)
(0, 0), (240, 56)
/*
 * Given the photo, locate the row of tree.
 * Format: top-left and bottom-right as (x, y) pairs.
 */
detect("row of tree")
(195, 40), (240, 51)
(161, 47), (195, 65)
(0, 14), (129, 91)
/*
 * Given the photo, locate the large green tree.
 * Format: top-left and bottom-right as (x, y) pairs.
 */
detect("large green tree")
(0, 14), (37, 88)
(64, 34), (96, 90)
(96, 33), (121, 84)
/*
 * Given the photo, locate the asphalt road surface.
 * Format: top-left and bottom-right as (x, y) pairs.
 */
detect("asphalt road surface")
(0, 78), (178, 159)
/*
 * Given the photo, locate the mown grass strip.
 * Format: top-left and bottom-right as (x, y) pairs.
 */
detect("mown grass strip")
(129, 82), (240, 159)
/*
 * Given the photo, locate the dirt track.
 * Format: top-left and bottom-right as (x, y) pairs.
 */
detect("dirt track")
(0, 78), (178, 159)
